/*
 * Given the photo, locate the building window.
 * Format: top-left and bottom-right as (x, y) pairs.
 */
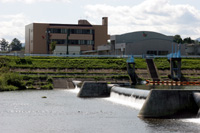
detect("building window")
(49, 28), (94, 34)
(51, 39), (94, 45)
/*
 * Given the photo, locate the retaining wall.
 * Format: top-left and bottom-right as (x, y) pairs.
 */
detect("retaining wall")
(53, 78), (75, 89)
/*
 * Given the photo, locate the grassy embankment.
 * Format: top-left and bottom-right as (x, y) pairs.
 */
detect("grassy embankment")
(1, 56), (200, 91)
(154, 58), (200, 81)
(0, 56), (147, 91)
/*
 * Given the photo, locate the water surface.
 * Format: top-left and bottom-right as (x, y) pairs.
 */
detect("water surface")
(0, 89), (200, 133)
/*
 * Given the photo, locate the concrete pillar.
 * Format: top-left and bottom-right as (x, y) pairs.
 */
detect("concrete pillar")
(177, 59), (182, 78)
(127, 62), (137, 85)
(170, 58), (181, 80)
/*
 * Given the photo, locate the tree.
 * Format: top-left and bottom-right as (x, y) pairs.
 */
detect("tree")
(0, 38), (9, 51)
(173, 35), (183, 44)
(50, 41), (56, 53)
(10, 38), (22, 51)
(183, 37), (195, 44)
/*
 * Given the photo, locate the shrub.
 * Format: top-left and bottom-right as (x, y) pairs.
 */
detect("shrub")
(0, 76), (6, 89)
(40, 83), (53, 90)
(1, 85), (18, 91)
(15, 58), (32, 65)
(46, 77), (53, 83)
(3, 73), (26, 90)
(25, 79), (34, 86)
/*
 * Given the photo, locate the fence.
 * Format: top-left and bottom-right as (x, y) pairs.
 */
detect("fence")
(0, 53), (200, 58)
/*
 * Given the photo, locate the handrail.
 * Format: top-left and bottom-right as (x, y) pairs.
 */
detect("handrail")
(0, 53), (200, 58)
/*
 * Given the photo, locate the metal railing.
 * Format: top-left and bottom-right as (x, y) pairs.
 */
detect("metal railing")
(0, 53), (200, 58)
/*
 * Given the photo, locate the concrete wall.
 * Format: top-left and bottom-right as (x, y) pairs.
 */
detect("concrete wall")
(185, 44), (200, 55)
(53, 78), (75, 89)
(93, 25), (110, 50)
(33, 23), (49, 54)
(25, 23), (33, 54)
(138, 89), (200, 118)
(77, 81), (110, 97)
(125, 40), (177, 55)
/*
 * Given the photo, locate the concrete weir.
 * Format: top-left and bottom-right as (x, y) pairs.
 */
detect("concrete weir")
(53, 78), (75, 89)
(193, 92), (200, 108)
(111, 86), (149, 99)
(138, 89), (200, 118)
(77, 81), (111, 98)
(77, 83), (200, 118)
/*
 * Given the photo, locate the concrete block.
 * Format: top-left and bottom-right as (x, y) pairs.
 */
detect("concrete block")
(193, 92), (200, 108)
(138, 89), (200, 118)
(53, 78), (75, 89)
(77, 81), (110, 98)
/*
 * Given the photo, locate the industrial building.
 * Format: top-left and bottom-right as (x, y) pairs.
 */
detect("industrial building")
(98, 31), (186, 56)
(185, 44), (200, 55)
(25, 17), (109, 54)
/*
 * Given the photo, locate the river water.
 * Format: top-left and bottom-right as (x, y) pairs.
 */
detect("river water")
(0, 88), (200, 133)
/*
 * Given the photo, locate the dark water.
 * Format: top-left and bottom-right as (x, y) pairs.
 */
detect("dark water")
(0, 89), (200, 133)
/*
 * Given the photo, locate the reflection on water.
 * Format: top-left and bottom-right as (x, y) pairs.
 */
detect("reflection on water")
(142, 118), (200, 133)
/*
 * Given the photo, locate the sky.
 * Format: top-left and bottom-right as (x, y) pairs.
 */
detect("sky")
(0, 0), (200, 43)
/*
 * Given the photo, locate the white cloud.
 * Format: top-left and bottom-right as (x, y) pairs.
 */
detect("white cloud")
(0, 13), (30, 43)
(84, 0), (200, 39)
(0, 0), (70, 4)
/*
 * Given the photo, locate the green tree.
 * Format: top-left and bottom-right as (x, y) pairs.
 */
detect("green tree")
(0, 38), (9, 51)
(50, 41), (56, 53)
(173, 35), (183, 44)
(183, 37), (195, 44)
(10, 38), (22, 51)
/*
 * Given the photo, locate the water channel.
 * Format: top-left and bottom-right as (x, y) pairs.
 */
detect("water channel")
(0, 86), (200, 133)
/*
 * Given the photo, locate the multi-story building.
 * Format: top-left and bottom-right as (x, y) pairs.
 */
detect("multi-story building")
(25, 17), (109, 54)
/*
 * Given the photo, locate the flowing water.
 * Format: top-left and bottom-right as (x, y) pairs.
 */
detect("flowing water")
(0, 87), (200, 133)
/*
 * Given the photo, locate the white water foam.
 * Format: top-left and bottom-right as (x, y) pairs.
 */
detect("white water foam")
(104, 92), (145, 110)
(66, 80), (81, 94)
(182, 118), (200, 125)
(66, 88), (80, 94)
